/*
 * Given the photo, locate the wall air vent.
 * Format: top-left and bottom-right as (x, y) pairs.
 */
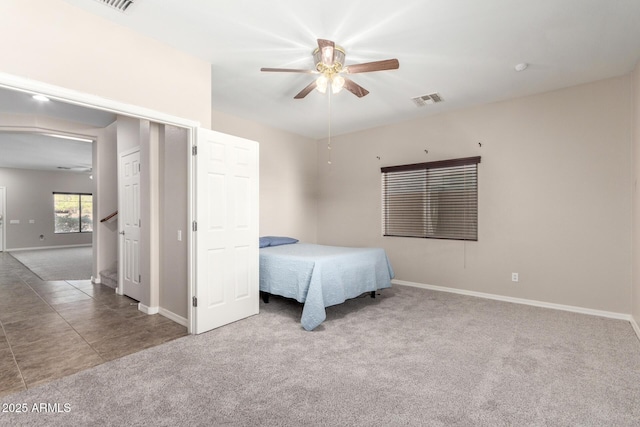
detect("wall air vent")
(95, 0), (135, 13)
(412, 92), (444, 107)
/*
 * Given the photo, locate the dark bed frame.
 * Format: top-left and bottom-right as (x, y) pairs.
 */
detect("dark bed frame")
(260, 290), (377, 304)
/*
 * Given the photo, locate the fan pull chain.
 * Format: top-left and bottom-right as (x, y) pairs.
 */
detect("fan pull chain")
(327, 90), (332, 165)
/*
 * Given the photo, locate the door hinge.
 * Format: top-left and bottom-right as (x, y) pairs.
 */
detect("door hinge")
(192, 221), (197, 232)
(138, 163), (141, 172)
(192, 296), (197, 307)
(138, 219), (141, 227)
(192, 146), (197, 156)
(138, 274), (141, 283)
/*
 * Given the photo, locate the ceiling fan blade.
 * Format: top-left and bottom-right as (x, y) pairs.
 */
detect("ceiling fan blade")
(294, 80), (318, 99)
(344, 59), (399, 74)
(317, 39), (335, 66)
(343, 77), (369, 98)
(317, 39), (334, 48)
(261, 67), (315, 74)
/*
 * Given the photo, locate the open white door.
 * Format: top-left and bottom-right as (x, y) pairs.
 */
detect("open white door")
(118, 148), (143, 301)
(193, 128), (259, 334)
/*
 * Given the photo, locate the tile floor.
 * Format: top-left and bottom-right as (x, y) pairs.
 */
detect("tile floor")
(0, 252), (188, 397)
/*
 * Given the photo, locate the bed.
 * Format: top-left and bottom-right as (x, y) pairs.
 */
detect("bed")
(259, 242), (395, 331)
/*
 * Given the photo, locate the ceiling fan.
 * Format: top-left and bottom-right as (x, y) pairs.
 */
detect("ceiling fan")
(261, 39), (399, 99)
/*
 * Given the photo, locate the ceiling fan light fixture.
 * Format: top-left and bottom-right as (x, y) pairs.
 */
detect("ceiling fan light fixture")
(322, 46), (334, 66)
(316, 75), (328, 93)
(313, 49), (323, 71)
(313, 46), (345, 72)
(333, 49), (345, 71)
(263, 39), (397, 99)
(331, 75), (345, 94)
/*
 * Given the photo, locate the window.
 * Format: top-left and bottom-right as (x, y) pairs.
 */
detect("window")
(381, 156), (480, 241)
(53, 192), (93, 233)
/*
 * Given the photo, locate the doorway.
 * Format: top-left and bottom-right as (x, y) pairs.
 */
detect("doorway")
(0, 78), (195, 396)
(0, 74), (196, 331)
(0, 72), (261, 337)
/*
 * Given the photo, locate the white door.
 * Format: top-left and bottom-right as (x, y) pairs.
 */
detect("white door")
(119, 148), (142, 301)
(193, 128), (259, 334)
(0, 187), (5, 252)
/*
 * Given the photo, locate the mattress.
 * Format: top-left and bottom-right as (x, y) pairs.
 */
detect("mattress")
(259, 243), (394, 330)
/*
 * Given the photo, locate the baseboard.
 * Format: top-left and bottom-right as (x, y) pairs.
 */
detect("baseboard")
(8, 244), (92, 252)
(392, 279), (632, 321)
(138, 303), (159, 315)
(631, 316), (640, 342)
(137, 304), (188, 326)
(159, 308), (188, 327)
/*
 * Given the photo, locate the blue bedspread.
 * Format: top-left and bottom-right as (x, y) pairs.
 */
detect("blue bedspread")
(259, 243), (395, 330)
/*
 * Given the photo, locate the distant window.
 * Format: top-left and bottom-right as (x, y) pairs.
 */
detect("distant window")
(53, 192), (93, 234)
(381, 156), (480, 241)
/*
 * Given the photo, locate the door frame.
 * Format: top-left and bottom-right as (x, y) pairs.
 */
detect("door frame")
(0, 72), (200, 333)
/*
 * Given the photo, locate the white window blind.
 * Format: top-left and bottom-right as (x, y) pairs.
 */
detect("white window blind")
(381, 156), (480, 241)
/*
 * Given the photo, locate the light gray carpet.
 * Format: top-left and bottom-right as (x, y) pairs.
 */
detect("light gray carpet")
(9, 246), (92, 281)
(1, 285), (639, 426)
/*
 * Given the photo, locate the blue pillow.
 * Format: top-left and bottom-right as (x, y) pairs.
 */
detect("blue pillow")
(261, 236), (299, 247)
(259, 237), (271, 248)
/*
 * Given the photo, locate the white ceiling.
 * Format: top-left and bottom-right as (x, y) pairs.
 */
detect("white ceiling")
(0, 87), (116, 128)
(0, 131), (93, 173)
(57, 0), (640, 139)
(0, 88), (115, 172)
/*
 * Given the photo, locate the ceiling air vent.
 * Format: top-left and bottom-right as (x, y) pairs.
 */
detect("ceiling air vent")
(412, 92), (444, 107)
(95, 0), (135, 13)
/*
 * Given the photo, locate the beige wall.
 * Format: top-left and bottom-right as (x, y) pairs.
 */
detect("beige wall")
(116, 116), (153, 307)
(0, 168), (93, 250)
(317, 75), (633, 314)
(632, 62), (640, 325)
(159, 125), (189, 318)
(0, 0), (211, 128)
(93, 122), (118, 283)
(211, 110), (318, 243)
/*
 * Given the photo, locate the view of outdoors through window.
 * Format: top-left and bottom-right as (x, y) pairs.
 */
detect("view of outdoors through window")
(53, 193), (93, 233)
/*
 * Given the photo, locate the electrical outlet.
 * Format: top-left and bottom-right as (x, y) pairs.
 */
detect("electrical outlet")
(512, 272), (519, 282)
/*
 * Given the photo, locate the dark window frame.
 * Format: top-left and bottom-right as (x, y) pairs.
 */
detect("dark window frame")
(53, 192), (94, 234)
(381, 156), (480, 241)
